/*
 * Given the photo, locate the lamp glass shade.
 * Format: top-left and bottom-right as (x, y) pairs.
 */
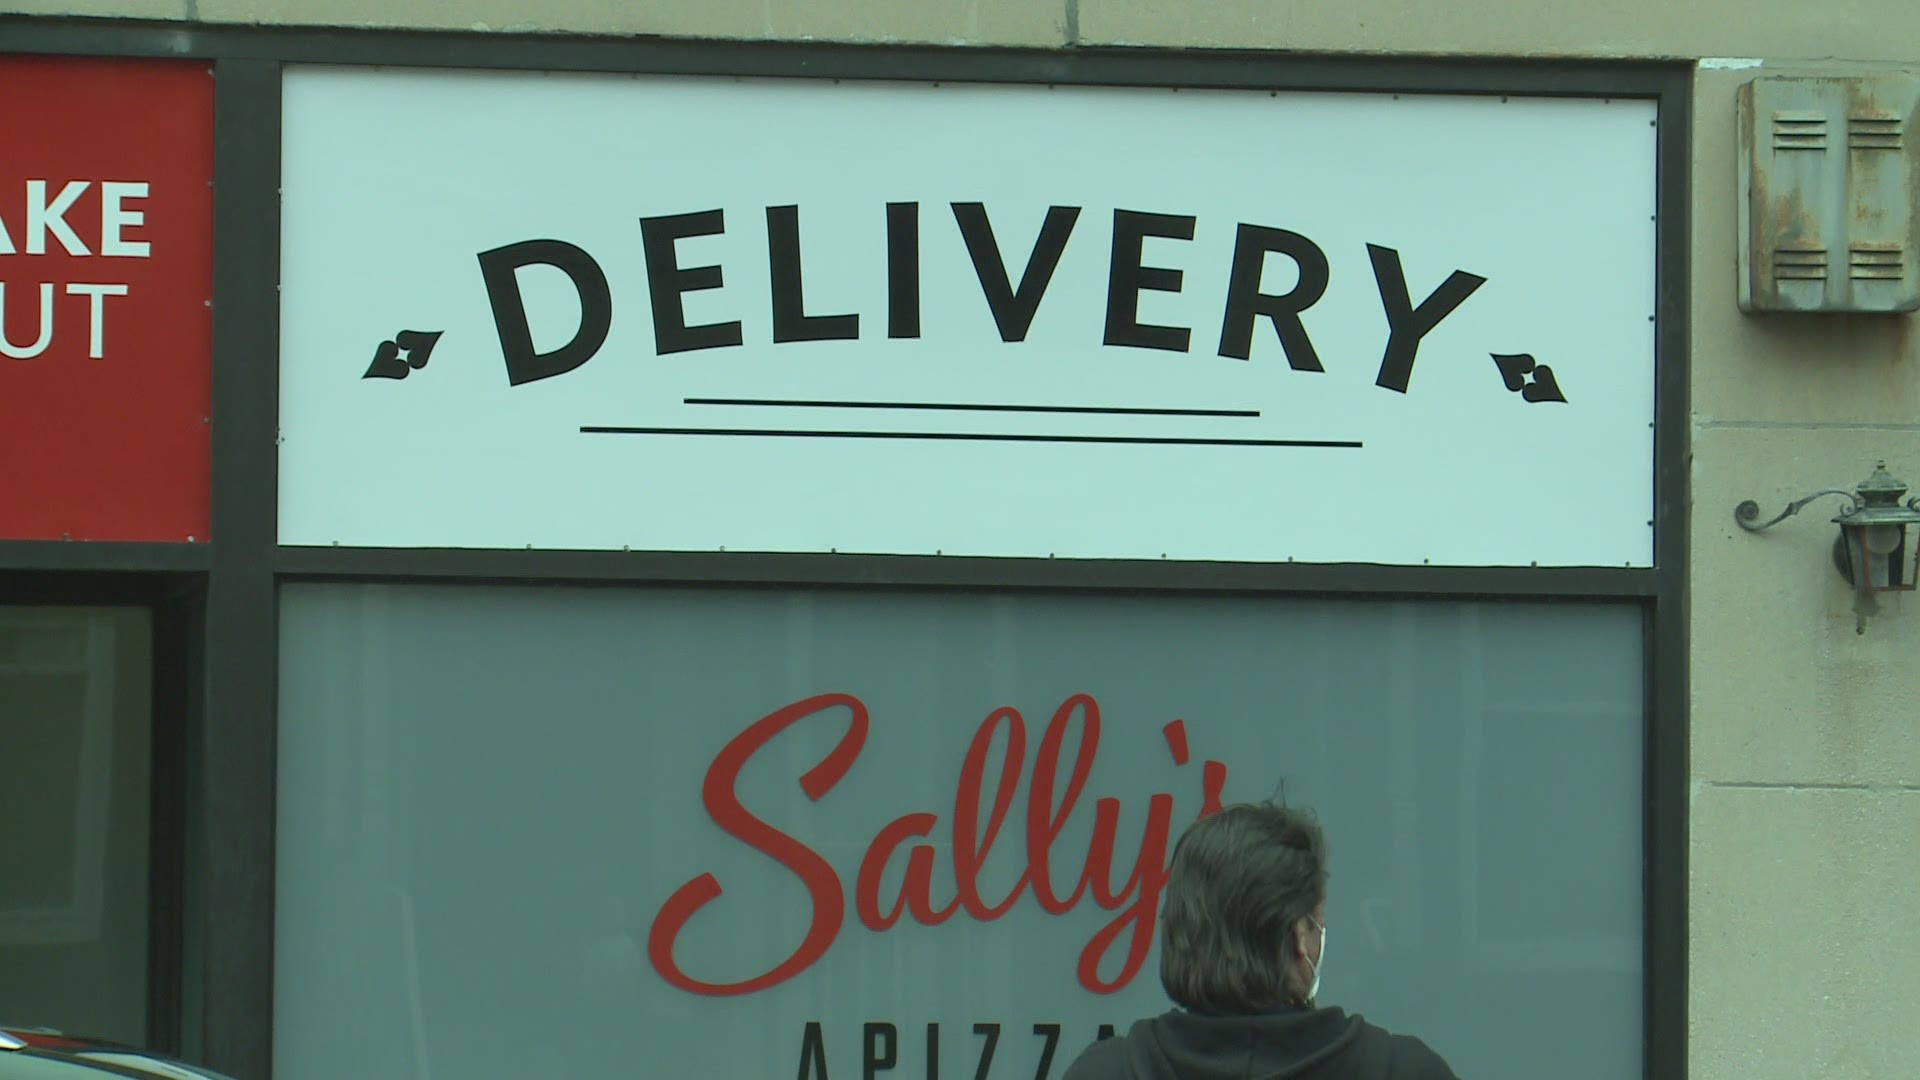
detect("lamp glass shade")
(1834, 521), (1914, 592)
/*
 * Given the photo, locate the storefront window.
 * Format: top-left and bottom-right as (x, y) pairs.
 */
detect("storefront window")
(0, 606), (152, 1045)
(276, 583), (1642, 1080)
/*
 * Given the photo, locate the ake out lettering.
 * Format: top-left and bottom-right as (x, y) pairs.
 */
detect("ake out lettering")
(646, 692), (1228, 998)
(476, 203), (1486, 393)
(0, 180), (151, 360)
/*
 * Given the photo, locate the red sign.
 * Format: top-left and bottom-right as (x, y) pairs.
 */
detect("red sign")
(0, 57), (212, 542)
(648, 692), (1228, 997)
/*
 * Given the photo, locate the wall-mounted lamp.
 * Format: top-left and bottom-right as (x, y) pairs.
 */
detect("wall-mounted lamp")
(1736, 461), (1920, 633)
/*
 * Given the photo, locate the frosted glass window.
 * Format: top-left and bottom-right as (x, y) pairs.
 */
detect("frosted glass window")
(277, 584), (1643, 1080)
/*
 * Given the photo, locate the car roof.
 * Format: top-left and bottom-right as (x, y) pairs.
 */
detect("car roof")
(0, 1028), (235, 1080)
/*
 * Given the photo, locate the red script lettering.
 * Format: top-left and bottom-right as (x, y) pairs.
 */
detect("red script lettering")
(647, 693), (1227, 997)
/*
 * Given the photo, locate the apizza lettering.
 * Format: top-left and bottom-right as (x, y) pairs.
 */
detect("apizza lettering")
(646, 692), (1227, 997)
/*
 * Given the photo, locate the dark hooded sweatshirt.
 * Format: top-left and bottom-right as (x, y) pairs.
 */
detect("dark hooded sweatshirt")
(1060, 1007), (1458, 1080)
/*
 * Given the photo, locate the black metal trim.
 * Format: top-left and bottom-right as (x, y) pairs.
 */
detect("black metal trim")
(196, 56), (281, 1080)
(0, 542), (210, 573)
(0, 16), (1680, 98)
(277, 546), (1660, 597)
(1645, 64), (1692, 1080)
(0, 572), (196, 605)
(145, 586), (198, 1055)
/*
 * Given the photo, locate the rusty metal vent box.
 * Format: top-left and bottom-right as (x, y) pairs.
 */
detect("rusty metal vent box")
(1739, 75), (1920, 313)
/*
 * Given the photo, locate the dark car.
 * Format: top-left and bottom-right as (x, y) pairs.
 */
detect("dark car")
(0, 1028), (235, 1080)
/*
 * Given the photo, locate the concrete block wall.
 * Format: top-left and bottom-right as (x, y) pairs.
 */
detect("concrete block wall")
(1688, 58), (1920, 1080)
(14, 0), (1920, 60)
(2, 0), (1073, 43)
(6, 1), (1919, 1077)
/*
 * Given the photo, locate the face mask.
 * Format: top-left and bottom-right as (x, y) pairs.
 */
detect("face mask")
(1306, 917), (1327, 1001)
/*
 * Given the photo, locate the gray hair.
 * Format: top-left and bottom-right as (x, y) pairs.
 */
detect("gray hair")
(1157, 801), (1328, 1014)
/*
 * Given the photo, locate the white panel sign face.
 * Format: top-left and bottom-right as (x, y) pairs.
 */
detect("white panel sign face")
(279, 67), (1658, 566)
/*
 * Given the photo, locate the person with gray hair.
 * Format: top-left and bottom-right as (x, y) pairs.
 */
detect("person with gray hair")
(1062, 801), (1458, 1079)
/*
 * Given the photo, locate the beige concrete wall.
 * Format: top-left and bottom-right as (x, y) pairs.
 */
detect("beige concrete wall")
(0, 0), (1072, 44)
(1689, 59), (1920, 1080)
(9, 0), (1920, 61)
(6, 2), (1920, 1078)
(2, 0), (184, 18)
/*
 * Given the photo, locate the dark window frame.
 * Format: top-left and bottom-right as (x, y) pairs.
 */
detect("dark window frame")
(0, 19), (1690, 1080)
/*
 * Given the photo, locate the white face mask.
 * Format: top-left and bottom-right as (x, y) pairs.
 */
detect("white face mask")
(1306, 917), (1327, 1001)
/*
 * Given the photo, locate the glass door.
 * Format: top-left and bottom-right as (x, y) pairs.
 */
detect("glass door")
(0, 606), (154, 1047)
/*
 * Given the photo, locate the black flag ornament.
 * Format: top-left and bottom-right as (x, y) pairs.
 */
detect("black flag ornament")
(364, 330), (444, 380)
(1491, 352), (1567, 403)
